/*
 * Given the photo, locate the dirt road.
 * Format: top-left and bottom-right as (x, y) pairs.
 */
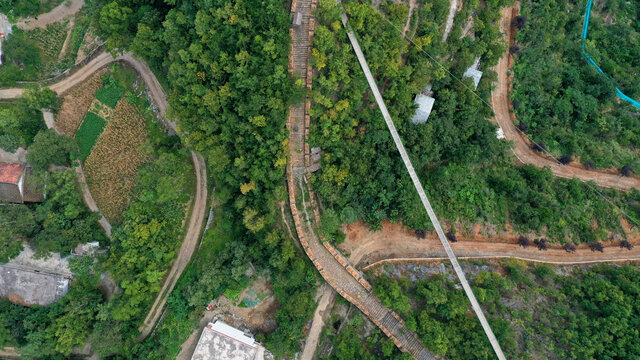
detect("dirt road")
(15, 0), (85, 30)
(441, 0), (458, 42)
(139, 151), (207, 338)
(491, 5), (640, 191)
(339, 222), (640, 270)
(401, 0), (416, 38)
(0, 50), (208, 341)
(300, 284), (337, 360)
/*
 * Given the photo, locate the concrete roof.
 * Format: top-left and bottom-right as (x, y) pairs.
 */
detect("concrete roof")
(0, 264), (70, 306)
(0, 163), (24, 184)
(412, 94), (435, 124)
(463, 56), (483, 89)
(191, 321), (263, 360)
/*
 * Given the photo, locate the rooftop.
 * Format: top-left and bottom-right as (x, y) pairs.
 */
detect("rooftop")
(412, 94), (435, 124)
(191, 321), (263, 360)
(463, 56), (483, 89)
(0, 163), (24, 184)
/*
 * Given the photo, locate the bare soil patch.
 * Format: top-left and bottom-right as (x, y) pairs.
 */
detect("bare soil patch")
(55, 68), (107, 135)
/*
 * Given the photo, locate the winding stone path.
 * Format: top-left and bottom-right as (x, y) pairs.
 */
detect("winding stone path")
(286, 0), (436, 358)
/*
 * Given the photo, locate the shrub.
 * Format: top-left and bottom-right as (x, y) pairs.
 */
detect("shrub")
(620, 240), (633, 250)
(589, 242), (604, 252)
(533, 238), (548, 250)
(517, 122), (529, 132)
(620, 165), (633, 177)
(583, 160), (595, 170)
(558, 154), (572, 165)
(512, 16), (527, 30)
(518, 236), (530, 247)
(0, 134), (23, 152)
(75, 112), (106, 161)
(446, 231), (457, 242)
(95, 80), (126, 109)
(532, 142), (546, 152)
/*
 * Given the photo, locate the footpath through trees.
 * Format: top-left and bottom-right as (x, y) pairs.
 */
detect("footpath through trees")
(285, 0), (436, 358)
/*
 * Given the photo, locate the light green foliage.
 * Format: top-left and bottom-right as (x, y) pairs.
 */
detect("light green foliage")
(75, 112), (106, 161)
(27, 129), (76, 171)
(97, 1), (133, 51)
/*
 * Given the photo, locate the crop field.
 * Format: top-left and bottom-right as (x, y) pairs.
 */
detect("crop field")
(55, 69), (107, 135)
(84, 99), (151, 223)
(25, 20), (68, 62)
(75, 112), (106, 161)
(95, 84), (126, 109)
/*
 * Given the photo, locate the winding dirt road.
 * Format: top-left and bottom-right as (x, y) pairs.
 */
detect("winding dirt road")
(0, 51), (208, 340)
(491, 4), (640, 191)
(340, 222), (640, 271)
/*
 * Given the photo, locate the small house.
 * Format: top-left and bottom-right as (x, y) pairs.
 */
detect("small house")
(463, 56), (483, 89)
(0, 163), (42, 203)
(412, 94), (436, 124)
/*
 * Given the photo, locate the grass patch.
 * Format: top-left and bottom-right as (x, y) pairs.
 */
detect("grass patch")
(75, 112), (105, 161)
(95, 78), (126, 109)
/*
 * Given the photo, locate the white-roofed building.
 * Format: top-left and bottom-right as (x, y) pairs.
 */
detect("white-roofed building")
(412, 93), (435, 124)
(463, 56), (483, 89)
(191, 320), (265, 360)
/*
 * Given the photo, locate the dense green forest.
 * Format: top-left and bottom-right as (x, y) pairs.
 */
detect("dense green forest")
(91, 0), (318, 358)
(309, 0), (640, 244)
(364, 261), (640, 359)
(512, 0), (640, 169)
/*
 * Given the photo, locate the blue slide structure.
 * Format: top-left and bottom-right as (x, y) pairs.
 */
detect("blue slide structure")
(581, 0), (640, 109)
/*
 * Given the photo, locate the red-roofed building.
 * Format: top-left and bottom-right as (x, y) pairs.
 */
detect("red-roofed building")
(0, 163), (42, 203)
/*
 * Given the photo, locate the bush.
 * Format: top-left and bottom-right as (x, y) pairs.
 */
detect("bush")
(518, 236), (530, 247)
(558, 154), (572, 165)
(533, 238), (548, 250)
(620, 240), (633, 250)
(620, 165), (633, 177)
(532, 142), (546, 152)
(75, 112), (106, 161)
(589, 242), (604, 252)
(512, 16), (527, 29)
(26, 129), (76, 171)
(0, 134), (23, 152)
(517, 122), (529, 132)
(95, 79), (126, 109)
(446, 231), (457, 242)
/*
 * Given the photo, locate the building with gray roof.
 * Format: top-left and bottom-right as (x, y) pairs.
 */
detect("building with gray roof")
(191, 320), (265, 360)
